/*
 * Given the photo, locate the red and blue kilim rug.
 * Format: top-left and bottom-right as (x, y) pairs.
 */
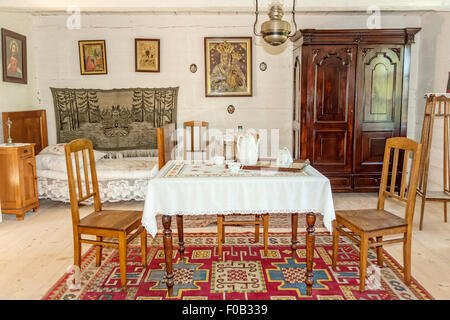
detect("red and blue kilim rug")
(43, 232), (433, 300)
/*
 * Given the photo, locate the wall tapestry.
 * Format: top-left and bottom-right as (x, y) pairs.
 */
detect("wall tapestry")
(78, 40), (107, 75)
(1, 28), (27, 84)
(204, 37), (252, 97)
(135, 38), (160, 72)
(51, 87), (179, 154)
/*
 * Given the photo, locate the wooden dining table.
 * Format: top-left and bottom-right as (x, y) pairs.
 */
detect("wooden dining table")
(142, 160), (335, 297)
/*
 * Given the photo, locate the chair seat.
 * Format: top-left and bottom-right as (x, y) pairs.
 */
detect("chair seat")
(336, 209), (408, 232)
(79, 210), (143, 231)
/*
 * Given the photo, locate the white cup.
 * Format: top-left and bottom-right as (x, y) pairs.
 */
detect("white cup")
(228, 162), (242, 174)
(214, 156), (225, 166)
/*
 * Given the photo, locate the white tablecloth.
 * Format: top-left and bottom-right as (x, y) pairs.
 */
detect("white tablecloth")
(142, 160), (335, 237)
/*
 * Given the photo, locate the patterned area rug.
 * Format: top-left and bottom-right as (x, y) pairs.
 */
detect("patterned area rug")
(43, 232), (433, 300)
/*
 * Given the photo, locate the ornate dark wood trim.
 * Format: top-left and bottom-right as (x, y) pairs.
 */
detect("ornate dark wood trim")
(292, 28), (421, 45)
(390, 47), (402, 59)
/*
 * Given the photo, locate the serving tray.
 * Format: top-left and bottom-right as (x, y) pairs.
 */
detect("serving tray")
(226, 159), (310, 172)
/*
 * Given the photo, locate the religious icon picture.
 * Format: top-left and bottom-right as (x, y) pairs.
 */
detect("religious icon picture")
(204, 37), (252, 97)
(1, 28), (27, 84)
(78, 40), (107, 75)
(135, 39), (160, 72)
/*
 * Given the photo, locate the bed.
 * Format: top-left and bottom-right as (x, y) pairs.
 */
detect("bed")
(36, 146), (159, 202)
(3, 109), (161, 203)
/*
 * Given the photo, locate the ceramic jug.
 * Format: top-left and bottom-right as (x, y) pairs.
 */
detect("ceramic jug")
(276, 147), (293, 167)
(236, 134), (260, 165)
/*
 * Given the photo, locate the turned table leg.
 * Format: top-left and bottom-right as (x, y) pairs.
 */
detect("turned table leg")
(176, 215), (185, 260)
(305, 212), (316, 296)
(162, 215), (174, 297)
(291, 213), (299, 258)
(217, 215), (224, 261)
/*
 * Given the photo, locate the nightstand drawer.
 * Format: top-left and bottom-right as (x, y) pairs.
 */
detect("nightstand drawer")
(18, 145), (34, 158)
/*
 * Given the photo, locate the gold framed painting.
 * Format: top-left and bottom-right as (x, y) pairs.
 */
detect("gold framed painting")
(2, 28), (27, 84)
(204, 37), (252, 97)
(135, 39), (160, 72)
(78, 40), (107, 75)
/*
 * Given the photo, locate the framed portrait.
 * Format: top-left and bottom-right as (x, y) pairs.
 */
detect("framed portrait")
(1, 28), (27, 84)
(204, 37), (252, 97)
(135, 39), (160, 72)
(78, 40), (107, 75)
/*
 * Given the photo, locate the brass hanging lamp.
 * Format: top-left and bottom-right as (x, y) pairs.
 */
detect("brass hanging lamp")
(253, 0), (298, 46)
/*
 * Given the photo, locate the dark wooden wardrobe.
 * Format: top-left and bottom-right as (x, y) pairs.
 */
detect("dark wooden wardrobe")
(292, 28), (420, 192)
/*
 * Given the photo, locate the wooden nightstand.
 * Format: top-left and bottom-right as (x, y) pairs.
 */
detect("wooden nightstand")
(0, 143), (40, 220)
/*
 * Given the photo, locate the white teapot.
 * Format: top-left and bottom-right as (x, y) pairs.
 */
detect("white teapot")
(276, 147), (293, 168)
(236, 134), (260, 165)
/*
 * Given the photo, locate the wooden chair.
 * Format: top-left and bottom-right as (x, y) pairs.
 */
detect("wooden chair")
(217, 131), (268, 260)
(64, 138), (147, 291)
(157, 122), (177, 169)
(183, 121), (209, 160)
(332, 137), (422, 291)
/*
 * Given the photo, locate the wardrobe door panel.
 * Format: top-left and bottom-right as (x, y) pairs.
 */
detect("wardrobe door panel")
(313, 130), (347, 165)
(301, 45), (356, 173)
(360, 131), (393, 164)
(354, 45), (404, 174)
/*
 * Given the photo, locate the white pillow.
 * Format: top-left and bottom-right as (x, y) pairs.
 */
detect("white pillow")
(40, 143), (106, 160)
(39, 143), (66, 155)
(36, 148), (106, 172)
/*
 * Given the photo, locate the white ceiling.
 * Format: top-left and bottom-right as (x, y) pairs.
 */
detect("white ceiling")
(0, 0), (449, 13)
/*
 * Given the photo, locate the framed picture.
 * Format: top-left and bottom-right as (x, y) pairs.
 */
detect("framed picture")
(204, 37), (252, 97)
(78, 40), (107, 75)
(135, 39), (160, 72)
(1, 28), (27, 84)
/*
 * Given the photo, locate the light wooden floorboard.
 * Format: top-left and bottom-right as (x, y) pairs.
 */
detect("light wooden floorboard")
(0, 193), (448, 300)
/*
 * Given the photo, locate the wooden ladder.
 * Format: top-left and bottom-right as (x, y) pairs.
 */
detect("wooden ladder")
(417, 94), (450, 230)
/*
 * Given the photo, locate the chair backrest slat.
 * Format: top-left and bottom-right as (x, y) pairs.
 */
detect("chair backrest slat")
(65, 139), (102, 224)
(377, 137), (422, 224)
(82, 149), (90, 196)
(74, 151), (83, 198)
(183, 120), (209, 160)
(399, 150), (409, 198)
(190, 126), (195, 155)
(389, 148), (399, 194)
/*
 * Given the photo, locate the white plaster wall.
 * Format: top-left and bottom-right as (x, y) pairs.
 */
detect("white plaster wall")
(31, 11), (424, 157)
(32, 13), (294, 155)
(0, 11), (39, 142)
